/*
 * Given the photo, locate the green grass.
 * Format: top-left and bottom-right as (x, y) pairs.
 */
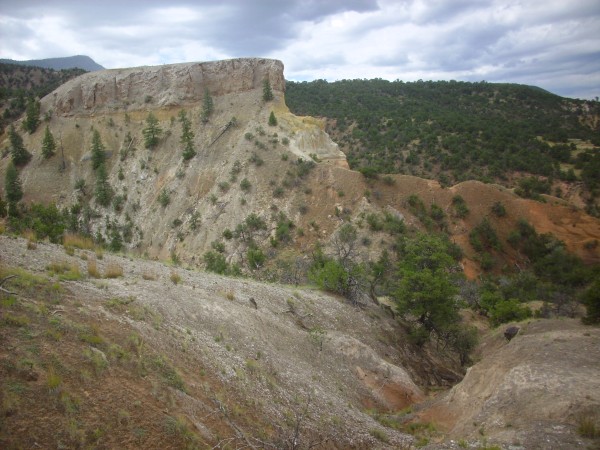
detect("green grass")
(245, 359), (260, 375)
(163, 414), (198, 445)
(105, 296), (162, 328)
(1, 267), (55, 294)
(46, 369), (62, 393)
(5, 380), (27, 394)
(83, 348), (109, 375)
(152, 355), (186, 391)
(47, 260), (83, 280)
(0, 296), (17, 308)
(2, 313), (30, 327)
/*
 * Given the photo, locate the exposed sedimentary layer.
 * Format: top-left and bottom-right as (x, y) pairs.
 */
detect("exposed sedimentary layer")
(47, 58), (285, 115)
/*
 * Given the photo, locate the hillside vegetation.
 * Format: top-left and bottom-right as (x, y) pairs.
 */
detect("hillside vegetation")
(286, 79), (600, 215)
(0, 63), (86, 133)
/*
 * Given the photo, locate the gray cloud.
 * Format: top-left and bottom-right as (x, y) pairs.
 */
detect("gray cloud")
(0, 0), (598, 99)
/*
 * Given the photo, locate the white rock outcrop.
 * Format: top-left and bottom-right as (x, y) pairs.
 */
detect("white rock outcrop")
(47, 58), (285, 115)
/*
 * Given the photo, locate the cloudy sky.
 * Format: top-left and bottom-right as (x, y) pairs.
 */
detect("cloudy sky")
(1, 0), (599, 99)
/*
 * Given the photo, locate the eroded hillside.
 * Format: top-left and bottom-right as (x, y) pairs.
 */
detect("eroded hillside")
(1, 235), (599, 449)
(0, 234), (438, 449)
(420, 318), (600, 449)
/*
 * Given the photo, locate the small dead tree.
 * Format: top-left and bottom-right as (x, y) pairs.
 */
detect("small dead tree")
(269, 393), (327, 450)
(331, 223), (358, 267)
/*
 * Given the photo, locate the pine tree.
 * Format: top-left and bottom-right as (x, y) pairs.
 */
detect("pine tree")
(178, 110), (196, 160)
(109, 228), (123, 252)
(94, 163), (112, 207)
(201, 88), (214, 123)
(263, 79), (274, 101)
(41, 125), (56, 158)
(90, 129), (106, 170)
(5, 161), (23, 217)
(142, 112), (162, 149)
(581, 279), (600, 324)
(23, 97), (40, 134)
(268, 111), (277, 126)
(8, 125), (31, 166)
(0, 193), (6, 218)
(393, 233), (461, 341)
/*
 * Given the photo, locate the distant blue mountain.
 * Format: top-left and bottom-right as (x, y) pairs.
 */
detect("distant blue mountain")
(0, 55), (104, 72)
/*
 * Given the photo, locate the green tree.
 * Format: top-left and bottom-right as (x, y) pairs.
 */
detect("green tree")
(489, 298), (532, 326)
(445, 325), (478, 366)
(581, 279), (600, 325)
(90, 129), (106, 170)
(22, 203), (66, 243)
(41, 125), (56, 158)
(268, 111), (277, 126)
(451, 195), (469, 218)
(8, 125), (31, 166)
(204, 251), (229, 274)
(469, 218), (501, 252)
(247, 246), (266, 270)
(309, 258), (350, 295)
(0, 192), (6, 218)
(263, 78), (274, 101)
(22, 97), (40, 134)
(308, 241), (364, 302)
(94, 163), (112, 207)
(201, 88), (214, 123)
(5, 161), (23, 216)
(142, 112), (162, 149)
(367, 250), (393, 302)
(158, 189), (170, 207)
(332, 223), (358, 265)
(491, 201), (507, 217)
(393, 233), (461, 338)
(109, 228), (123, 252)
(240, 178), (251, 192)
(178, 110), (196, 160)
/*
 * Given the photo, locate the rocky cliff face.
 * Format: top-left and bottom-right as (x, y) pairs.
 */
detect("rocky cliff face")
(48, 58), (285, 115)
(6, 58), (350, 262)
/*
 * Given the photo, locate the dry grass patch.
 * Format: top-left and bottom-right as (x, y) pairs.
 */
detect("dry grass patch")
(104, 263), (124, 278)
(23, 230), (37, 249)
(47, 260), (71, 274)
(47, 260), (83, 281)
(63, 233), (95, 250)
(87, 259), (101, 278)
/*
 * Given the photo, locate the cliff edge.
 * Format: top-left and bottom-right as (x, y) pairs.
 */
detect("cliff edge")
(48, 58), (285, 115)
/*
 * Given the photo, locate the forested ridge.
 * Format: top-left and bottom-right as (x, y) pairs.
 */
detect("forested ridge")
(286, 79), (600, 197)
(0, 63), (86, 133)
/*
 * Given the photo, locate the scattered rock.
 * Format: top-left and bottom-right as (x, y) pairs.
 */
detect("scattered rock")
(504, 326), (520, 341)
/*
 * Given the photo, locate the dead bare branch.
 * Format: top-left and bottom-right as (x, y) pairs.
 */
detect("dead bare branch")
(0, 275), (18, 295)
